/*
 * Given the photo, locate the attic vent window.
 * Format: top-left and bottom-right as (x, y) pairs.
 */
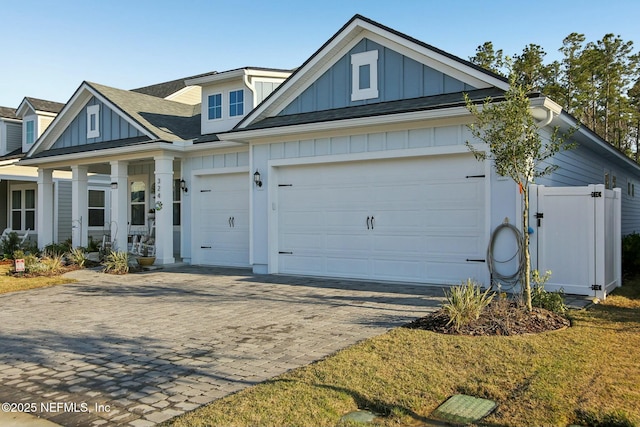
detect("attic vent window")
(87, 104), (100, 138)
(351, 50), (379, 101)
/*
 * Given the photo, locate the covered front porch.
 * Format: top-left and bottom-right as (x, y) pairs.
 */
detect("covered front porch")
(33, 148), (185, 265)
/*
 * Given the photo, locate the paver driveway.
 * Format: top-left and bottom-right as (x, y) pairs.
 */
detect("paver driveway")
(0, 266), (444, 426)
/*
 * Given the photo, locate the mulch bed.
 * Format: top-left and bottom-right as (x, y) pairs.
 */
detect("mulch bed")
(405, 301), (570, 336)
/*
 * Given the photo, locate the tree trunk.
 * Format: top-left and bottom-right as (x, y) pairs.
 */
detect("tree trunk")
(522, 185), (533, 311)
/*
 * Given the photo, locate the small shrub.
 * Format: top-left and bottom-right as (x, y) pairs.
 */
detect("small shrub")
(1, 232), (22, 259)
(67, 247), (87, 268)
(531, 270), (567, 314)
(442, 279), (494, 331)
(622, 232), (640, 277)
(87, 236), (100, 253)
(102, 251), (129, 274)
(39, 254), (66, 275)
(575, 409), (635, 427)
(43, 242), (71, 257)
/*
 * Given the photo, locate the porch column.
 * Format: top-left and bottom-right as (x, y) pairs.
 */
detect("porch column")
(71, 165), (89, 248)
(110, 161), (129, 251)
(154, 155), (175, 264)
(36, 168), (54, 248)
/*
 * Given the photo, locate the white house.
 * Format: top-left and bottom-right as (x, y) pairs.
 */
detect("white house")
(17, 15), (640, 294)
(19, 68), (292, 264)
(0, 98), (80, 244)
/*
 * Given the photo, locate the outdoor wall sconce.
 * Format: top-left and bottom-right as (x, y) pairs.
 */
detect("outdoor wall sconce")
(253, 170), (263, 187)
(180, 178), (188, 193)
(110, 182), (118, 189)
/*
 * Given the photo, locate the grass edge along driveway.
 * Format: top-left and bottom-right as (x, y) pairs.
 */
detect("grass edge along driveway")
(167, 280), (640, 427)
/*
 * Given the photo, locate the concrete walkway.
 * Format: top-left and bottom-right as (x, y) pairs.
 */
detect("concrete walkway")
(0, 266), (445, 426)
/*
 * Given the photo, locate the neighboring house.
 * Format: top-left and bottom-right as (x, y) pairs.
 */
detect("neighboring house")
(17, 15), (640, 290)
(19, 68), (291, 264)
(0, 98), (77, 244)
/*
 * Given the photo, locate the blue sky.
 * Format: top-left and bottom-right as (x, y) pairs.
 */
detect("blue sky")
(2, 0), (639, 107)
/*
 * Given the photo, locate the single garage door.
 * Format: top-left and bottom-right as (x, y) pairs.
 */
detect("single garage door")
(277, 154), (486, 284)
(193, 173), (249, 267)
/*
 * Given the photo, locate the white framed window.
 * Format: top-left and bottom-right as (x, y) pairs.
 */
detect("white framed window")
(229, 89), (244, 117)
(87, 104), (100, 138)
(129, 177), (147, 227)
(10, 185), (36, 232)
(207, 93), (222, 120)
(351, 50), (379, 101)
(88, 189), (106, 227)
(26, 120), (35, 144)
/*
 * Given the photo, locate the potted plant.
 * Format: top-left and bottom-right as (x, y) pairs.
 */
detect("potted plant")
(136, 237), (156, 267)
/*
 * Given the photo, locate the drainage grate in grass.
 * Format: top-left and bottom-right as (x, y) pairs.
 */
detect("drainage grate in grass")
(431, 394), (497, 424)
(339, 410), (377, 424)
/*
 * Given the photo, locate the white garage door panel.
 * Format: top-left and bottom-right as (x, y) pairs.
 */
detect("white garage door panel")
(194, 173), (249, 267)
(277, 154), (486, 284)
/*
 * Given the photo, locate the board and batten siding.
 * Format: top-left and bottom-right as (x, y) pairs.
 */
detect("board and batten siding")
(535, 130), (640, 236)
(280, 38), (476, 115)
(255, 81), (283, 105)
(51, 97), (143, 149)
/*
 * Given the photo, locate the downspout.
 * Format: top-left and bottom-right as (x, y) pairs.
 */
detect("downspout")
(535, 107), (554, 128)
(243, 71), (257, 110)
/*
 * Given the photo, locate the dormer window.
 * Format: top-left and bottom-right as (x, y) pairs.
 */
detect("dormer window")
(208, 93), (222, 120)
(351, 50), (379, 101)
(26, 120), (35, 144)
(229, 89), (244, 117)
(87, 105), (100, 138)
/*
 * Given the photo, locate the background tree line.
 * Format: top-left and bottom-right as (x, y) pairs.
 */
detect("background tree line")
(469, 35), (640, 162)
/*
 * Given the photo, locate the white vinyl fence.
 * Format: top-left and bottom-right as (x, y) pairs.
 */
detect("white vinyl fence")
(529, 184), (621, 299)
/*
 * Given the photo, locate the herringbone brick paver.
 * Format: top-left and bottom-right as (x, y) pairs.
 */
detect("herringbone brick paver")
(0, 266), (444, 426)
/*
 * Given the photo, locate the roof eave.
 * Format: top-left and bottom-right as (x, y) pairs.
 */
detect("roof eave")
(219, 105), (473, 143)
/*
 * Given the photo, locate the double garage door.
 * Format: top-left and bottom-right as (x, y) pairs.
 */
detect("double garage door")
(277, 154), (487, 284)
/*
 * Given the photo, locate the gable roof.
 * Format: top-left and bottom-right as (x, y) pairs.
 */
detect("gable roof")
(87, 82), (201, 140)
(0, 106), (19, 120)
(26, 81), (201, 158)
(16, 97), (64, 117)
(235, 14), (509, 130)
(131, 70), (218, 98)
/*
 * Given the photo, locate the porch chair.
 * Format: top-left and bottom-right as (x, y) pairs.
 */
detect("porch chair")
(18, 229), (30, 245)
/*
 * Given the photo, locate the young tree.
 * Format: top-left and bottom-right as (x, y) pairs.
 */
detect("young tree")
(464, 71), (574, 311)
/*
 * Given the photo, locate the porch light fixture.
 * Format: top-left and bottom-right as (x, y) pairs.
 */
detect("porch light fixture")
(253, 170), (262, 187)
(180, 178), (188, 193)
(110, 182), (118, 189)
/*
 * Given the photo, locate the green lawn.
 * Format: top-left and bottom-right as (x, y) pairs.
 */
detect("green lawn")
(0, 265), (75, 294)
(167, 279), (640, 427)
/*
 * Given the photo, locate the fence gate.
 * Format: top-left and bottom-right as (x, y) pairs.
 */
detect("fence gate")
(529, 184), (621, 299)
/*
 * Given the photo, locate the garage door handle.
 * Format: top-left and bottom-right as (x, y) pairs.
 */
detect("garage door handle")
(366, 216), (370, 229)
(231, 217), (235, 227)
(229, 217), (232, 227)
(371, 216), (375, 229)
(201, 246), (212, 249)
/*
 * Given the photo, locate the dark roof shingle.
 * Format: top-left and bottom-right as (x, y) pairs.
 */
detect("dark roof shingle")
(240, 87), (506, 131)
(0, 106), (19, 120)
(24, 97), (64, 113)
